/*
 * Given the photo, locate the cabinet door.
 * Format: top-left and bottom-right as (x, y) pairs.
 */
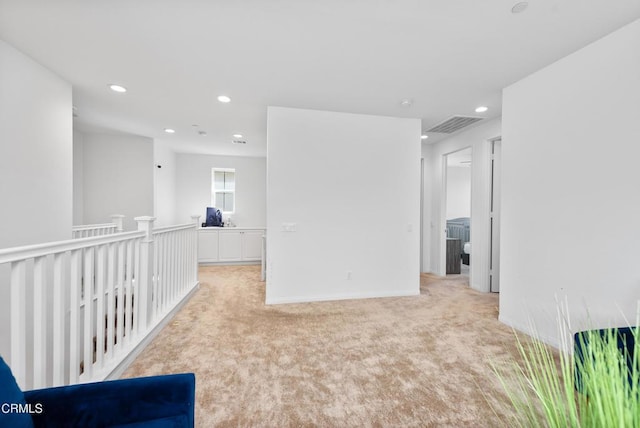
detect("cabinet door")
(241, 230), (264, 261)
(219, 231), (242, 261)
(198, 230), (219, 262)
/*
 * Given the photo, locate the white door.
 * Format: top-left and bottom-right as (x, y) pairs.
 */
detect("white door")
(489, 139), (501, 292)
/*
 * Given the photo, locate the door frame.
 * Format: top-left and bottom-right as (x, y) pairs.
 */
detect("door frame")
(439, 147), (473, 277)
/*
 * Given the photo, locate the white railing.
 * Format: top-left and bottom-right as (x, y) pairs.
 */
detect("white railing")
(0, 215), (200, 390)
(72, 214), (125, 239)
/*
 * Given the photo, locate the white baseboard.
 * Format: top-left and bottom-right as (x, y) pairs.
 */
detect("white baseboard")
(498, 314), (560, 349)
(266, 289), (419, 305)
(199, 261), (260, 266)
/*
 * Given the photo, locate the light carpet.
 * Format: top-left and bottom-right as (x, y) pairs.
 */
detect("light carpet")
(123, 265), (524, 427)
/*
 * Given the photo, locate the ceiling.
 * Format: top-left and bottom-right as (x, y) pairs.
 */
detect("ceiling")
(1, 1), (639, 157)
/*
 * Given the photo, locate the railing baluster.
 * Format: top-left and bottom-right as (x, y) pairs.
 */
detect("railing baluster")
(69, 249), (81, 384)
(179, 231), (185, 293)
(83, 247), (94, 379)
(106, 243), (116, 359)
(152, 233), (159, 320)
(172, 231), (177, 301)
(133, 238), (141, 335)
(157, 234), (164, 315)
(95, 245), (106, 369)
(33, 255), (47, 389)
(116, 241), (125, 351)
(10, 260), (27, 389)
(124, 240), (133, 344)
(52, 252), (65, 386)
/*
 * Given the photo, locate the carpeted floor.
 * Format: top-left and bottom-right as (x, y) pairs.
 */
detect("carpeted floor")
(123, 265), (524, 427)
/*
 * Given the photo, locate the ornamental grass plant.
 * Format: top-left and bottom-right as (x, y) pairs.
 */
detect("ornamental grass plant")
(492, 322), (639, 427)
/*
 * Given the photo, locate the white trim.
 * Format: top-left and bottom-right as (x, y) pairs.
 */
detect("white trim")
(266, 289), (419, 305)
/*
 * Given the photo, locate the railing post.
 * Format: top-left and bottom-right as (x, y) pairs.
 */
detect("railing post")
(110, 214), (125, 232)
(191, 215), (200, 284)
(135, 216), (155, 331)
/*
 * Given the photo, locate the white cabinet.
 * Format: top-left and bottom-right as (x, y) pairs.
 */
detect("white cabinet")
(198, 229), (219, 262)
(219, 230), (242, 261)
(198, 228), (265, 264)
(241, 230), (263, 261)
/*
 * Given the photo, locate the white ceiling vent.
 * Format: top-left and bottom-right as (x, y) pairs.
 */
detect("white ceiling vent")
(426, 116), (483, 134)
(232, 140), (247, 144)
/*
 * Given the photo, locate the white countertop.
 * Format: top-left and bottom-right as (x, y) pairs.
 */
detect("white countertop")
(199, 226), (265, 231)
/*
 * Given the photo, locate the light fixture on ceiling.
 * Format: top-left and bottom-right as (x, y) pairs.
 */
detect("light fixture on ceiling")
(233, 134), (243, 139)
(217, 95), (231, 103)
(108, 84), (127, 93)
(511, 2), (528, 13)
(400, 98), (413, 107)
(421, 134), (429, 140)
(475, 106), (488, 113)
(164, 128), (176, 134)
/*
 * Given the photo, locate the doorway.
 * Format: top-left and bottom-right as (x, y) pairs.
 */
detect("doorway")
(489, 138), (501, 292)
(443, 148), (472, 278)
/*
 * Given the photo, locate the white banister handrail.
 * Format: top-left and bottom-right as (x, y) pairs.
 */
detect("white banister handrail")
(152, 223), (195, 234)
(71, 223), (117, 232)
(0, 231), (145, 264)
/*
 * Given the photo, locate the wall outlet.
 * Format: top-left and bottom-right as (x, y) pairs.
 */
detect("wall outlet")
(346, 271), (352, 280)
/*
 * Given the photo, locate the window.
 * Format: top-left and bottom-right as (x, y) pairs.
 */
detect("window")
(212, 168), (235, 213)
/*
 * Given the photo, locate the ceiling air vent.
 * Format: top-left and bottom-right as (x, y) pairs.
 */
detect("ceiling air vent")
(232, 140), (247, 145)
(426, 116), (483, 134)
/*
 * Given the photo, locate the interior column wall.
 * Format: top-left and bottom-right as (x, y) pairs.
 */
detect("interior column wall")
(267, 107), (421, 304)
(500, 18), (640, 346)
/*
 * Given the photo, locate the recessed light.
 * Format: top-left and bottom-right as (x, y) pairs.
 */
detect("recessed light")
(233, 134), (243, 139)
(511, 2), (528, 13)
(421, 134), (429, 140)
(108, 84), (127, 93)
(475, 106), (488, 113)
(164, 128), (175, 134)
(217, 95), (231, 103)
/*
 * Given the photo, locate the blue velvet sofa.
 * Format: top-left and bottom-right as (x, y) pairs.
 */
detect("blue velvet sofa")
(574, 326), (637, 393)
(1, 356), (195, 427)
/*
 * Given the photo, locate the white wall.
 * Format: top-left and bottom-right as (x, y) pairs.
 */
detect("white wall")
(175, 154), (266, 227)
(446, 166), (471, 219)
(500, 18), (640, 346)
(422, 118), (501, 293)
(81, 133), (154, 231)
(0, 39), (73, 359)
(266, 107), (421, 304)
(73, 130), (84, 225)
(154, 141), (177, 226)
